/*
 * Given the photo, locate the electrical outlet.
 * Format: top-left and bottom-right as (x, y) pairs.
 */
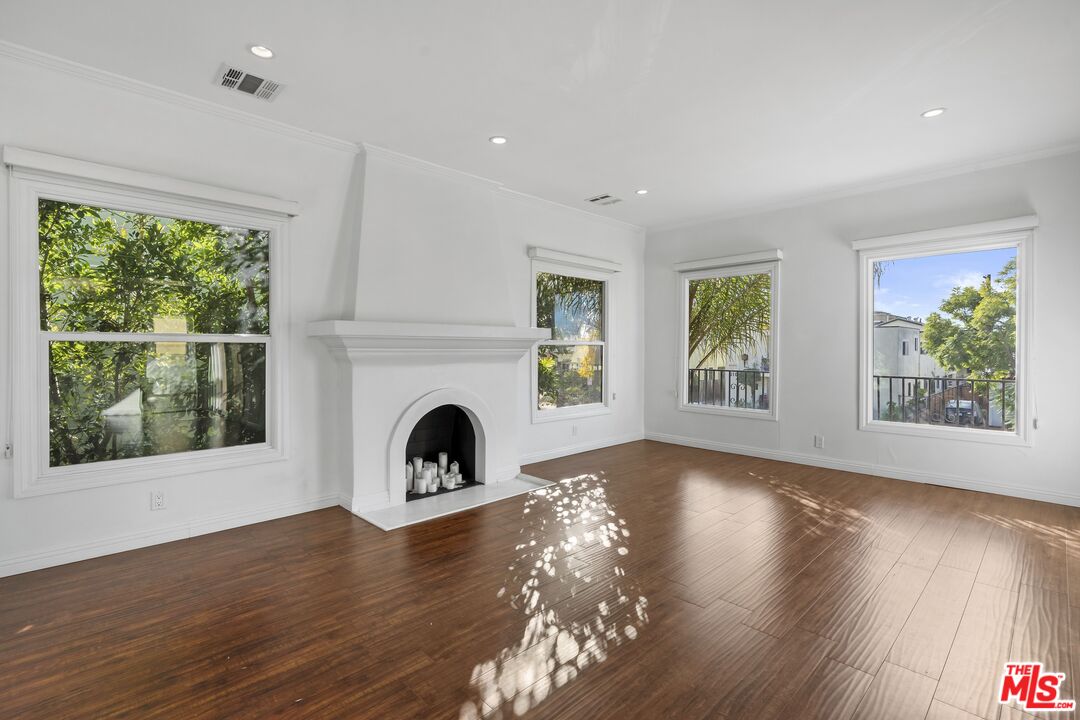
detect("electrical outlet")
(813, 435), (825, 449)
(1, 443), (12, 460)
(150, 490), (166, 511)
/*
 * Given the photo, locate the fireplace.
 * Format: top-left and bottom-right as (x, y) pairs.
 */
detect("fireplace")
(308, 319), (550, 526)
(404, 404), (477, 500)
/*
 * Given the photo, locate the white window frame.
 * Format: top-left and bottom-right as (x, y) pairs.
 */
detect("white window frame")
(5, 147), (297, 497)
(528, 247), (618, 423)
(676, 250), (782, 421)
(854, 216), (1036, 446)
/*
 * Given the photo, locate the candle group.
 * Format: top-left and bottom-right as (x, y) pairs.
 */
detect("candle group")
(407, 454), (464, 494)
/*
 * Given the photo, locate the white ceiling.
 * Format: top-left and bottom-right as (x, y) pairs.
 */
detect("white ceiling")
(2, 0), (1079, 228)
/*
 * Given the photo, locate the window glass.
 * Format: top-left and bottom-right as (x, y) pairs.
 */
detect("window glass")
(686, 272), (772, 411)
(872, 247), (1017, 431)
(535, 271), (605, 411)
(39, 199), (269, 334)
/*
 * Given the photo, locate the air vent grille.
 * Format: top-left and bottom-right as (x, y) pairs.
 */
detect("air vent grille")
(215, 63), (284, 102)
(586, 194), (622, 206)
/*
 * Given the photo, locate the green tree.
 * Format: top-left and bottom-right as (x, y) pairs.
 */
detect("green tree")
(921, 259), (1016, 378)
(688, 273), (771, 369)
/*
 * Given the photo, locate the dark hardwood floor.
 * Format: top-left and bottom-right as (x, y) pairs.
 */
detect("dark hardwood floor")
(1, 440), (1077, 719)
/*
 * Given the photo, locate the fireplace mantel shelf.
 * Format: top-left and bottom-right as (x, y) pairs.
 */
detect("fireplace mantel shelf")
(308, 320), (550, 353)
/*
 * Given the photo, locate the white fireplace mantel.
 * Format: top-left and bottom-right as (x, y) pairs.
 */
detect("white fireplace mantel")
(307, 320), (550, 354)
(308, 318), (551, 527)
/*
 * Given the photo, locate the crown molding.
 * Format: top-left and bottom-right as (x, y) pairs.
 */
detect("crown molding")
(649, 141), (1080, 235)
(0, 40), (359, 155)
(360, 143), (503, 190)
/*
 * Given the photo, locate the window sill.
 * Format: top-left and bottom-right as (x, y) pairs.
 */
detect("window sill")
(531, 404), (611, 424)
(17, 443), (286, 498)
(678, 403), (777, 421)
(859, 420), (1029, 447)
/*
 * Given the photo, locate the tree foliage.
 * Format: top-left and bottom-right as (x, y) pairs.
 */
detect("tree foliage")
(39, 200), (269, 467)
(688, 274), (771, 369)
(921, 259), (1016, 378)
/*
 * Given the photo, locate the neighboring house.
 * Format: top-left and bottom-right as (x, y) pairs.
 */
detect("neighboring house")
(873, 311), (944, 378)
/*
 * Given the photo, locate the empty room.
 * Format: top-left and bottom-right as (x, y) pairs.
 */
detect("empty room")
(1, 1), (1079, 718)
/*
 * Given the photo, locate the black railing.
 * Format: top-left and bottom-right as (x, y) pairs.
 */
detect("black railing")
(687, 369), (770, 410)
(873, 375), (1015, 431)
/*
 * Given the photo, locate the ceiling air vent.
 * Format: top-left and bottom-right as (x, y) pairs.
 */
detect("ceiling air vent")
(586, 194), (622, 206)
(215, 63), (284, 102)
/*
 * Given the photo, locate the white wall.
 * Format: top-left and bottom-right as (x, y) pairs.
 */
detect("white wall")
(644, 151), (1080, 506)
(0, 54), (645, 575)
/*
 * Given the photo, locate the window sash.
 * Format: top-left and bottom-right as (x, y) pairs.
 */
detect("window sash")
(856, 231), (1030, 445)
(678, 261), (779, 420)
(530, 261), (613, 421)
(43, 331), (270, 344)
(8, 157), (291, 496)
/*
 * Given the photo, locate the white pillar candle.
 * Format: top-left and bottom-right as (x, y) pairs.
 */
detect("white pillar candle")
(412, 457), (423, 476)
(449, 461), (459, 476)
(405, 463), (414, 492)
(438, 466), (446, 480)
(438, 452), (448, 471)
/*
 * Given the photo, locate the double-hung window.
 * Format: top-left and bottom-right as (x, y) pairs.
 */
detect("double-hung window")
(529, 248), (618, 422)
(676, 251), (781, 419)
(6, 148), (296, 496)
(855, 216), (1034, 443)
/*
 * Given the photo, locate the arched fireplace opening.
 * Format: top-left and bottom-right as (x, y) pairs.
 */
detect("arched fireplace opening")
(404, 404), (477, 501)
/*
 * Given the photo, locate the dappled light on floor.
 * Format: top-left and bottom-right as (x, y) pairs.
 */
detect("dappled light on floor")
(459, 474), (649, 719)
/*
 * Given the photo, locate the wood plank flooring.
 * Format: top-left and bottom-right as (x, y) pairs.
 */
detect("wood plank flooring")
(1, 440), (1077, 719)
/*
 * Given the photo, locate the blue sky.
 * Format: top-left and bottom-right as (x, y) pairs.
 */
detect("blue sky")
(874, 247), (1016, 320)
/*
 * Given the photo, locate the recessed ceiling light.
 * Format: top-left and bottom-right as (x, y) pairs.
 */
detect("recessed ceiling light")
(489, 136), (508, 145)
(249, 45), (274, 59)
(636, 189), (649, 195)
(921, 107), (946, 118)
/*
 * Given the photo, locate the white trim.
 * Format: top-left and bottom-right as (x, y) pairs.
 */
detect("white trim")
(677, 260), (781, 421)
(0, 494), (343, 578)
(527, 246), (624, 274)
(851, 215), (1038, 252)
(530, 259), (615, 423)
(856, 226), (1032, 446)
(645, 432), (1080, 508)
(519, 432), (645, 465)
(0, 41), (359, 155)
(4, 146), (300, 217)
(673, 249), (784, 273)
(8, 160), (292, 497)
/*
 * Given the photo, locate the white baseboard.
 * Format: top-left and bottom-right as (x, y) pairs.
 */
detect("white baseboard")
(0, 493), (344, 578)
(519, 432), (645, 466)
(645, 431), (1080, 508)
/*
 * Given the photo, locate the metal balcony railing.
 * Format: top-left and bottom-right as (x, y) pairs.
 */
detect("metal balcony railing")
(873, 375), (1016, 431)
(687, 369), (770, 410)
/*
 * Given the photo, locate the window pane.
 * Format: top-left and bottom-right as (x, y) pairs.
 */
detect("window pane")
(872, 247), (1017, 431)
(48, 341), (266, 467)
(536, 272), (603, 341)
(537, 345), (603, 409)
(687, 273), (771, 410)
(39, 199), (270, 334)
